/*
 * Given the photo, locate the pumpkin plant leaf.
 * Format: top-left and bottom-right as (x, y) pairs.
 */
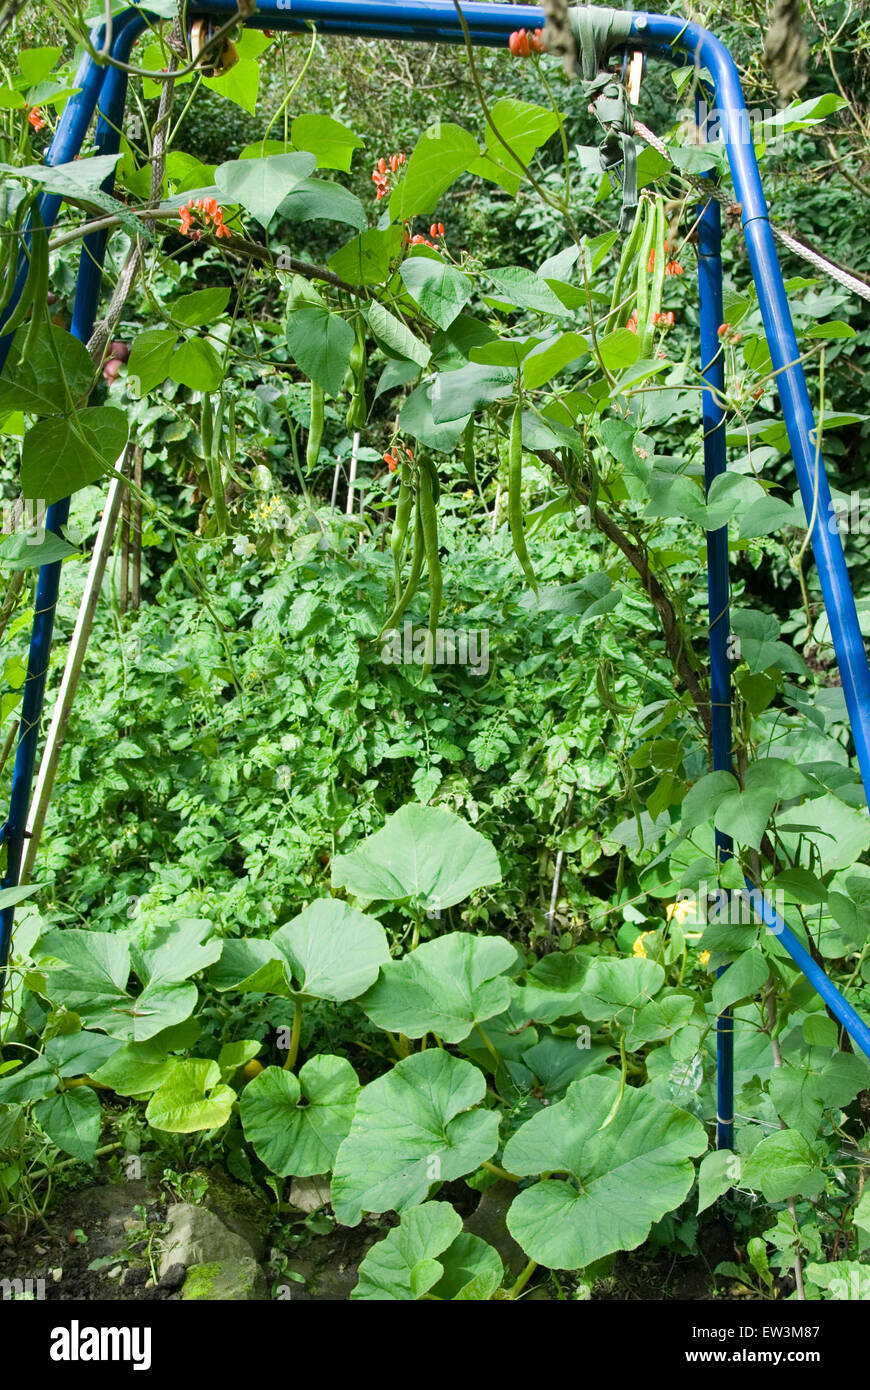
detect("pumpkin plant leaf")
(351, 1202), (462, 1300)
(240, 1055), (360, 1176)
(359, 932), (515, 1043)
(211, 899), (390, 1003)
(332, 1050), (500, 1226)
(331, 805), (501, 911)
(503, 1074), (707, 1268)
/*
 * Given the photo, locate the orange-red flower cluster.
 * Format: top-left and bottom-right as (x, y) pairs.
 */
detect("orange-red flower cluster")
(28, 108), (46, 131)
(403, 221), (446, 251)
(383, 444), (413, 473)
(179, 196), (231, 241)
(647, 248), (685, 277)
(717, 321), (742, 344)
(372, 152), (406, 201)
(628, 308), (676, 333)
(508, 28), (544, 56)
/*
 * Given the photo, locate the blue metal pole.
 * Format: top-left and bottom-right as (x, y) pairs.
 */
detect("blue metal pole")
(0, 29), (110, 366)
(187, 0), (543, 40)
(0, 15), (145, 991)
(696, 115), (734, 1149)
(627, 7), (870, 812)
(749, 879), (870, 1057)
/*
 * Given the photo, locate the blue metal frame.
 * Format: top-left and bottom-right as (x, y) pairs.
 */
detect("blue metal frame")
(2, 6), (870, 1139)
(0, 10), (145, 980)
(695, 102), (735, 1152)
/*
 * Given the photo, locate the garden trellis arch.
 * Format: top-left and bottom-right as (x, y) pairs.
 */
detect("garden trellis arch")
(2, 1), (870, 1156)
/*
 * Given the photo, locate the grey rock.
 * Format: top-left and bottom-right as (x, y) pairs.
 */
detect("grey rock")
(181, 1258), (267, 1301)
(464, 1180), (528, 1276)
(158, 1204), (255, 1278)
(158, 1262), (187, 1291)
(288, 1176), (331, 1215)
(197, 1169), (270, 1260)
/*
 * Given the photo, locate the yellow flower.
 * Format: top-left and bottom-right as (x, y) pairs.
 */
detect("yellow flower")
(463, 488), (474, 499)
(698, 950), (711, 967)
(632, 932), (652, 959)
(666, 898), (698, 927)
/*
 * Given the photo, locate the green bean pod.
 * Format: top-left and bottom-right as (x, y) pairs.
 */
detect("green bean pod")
(461, 417), (476, 488)
(418, 458), (441, 679)
(306, 380), (325, 470)
(390, 461), (413, 603)
(508, 401), (538, 593)
(0, 200), (37, 340)
(635, 199), (655, 349)
(640, 194), (667, 357)
(379, 497), (424, 639)
(345, 318), (367, 432)
(20, 204), (48, 364)
(608, 201), (645, 331)
(200, 391), (214, 461)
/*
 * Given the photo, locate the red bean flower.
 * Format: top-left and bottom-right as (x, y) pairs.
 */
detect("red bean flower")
(371, 153), (405, 202)
(28, 108), (46, 131)
(178, 199), (231, 241)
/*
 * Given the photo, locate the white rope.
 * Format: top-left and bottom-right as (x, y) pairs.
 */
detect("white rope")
(633, 118), (870, 306)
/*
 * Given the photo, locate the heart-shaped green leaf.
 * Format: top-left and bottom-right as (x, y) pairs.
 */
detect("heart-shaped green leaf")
(127, 327), (178, 396)
(576, 956), (665, 1025)
(352, 1203), (462, 1300)
(503, 1074), (706, 1268)
(171, 288), (231, 327)
(432, 1232), (504, 1301)
(399, 258), (473, 330)
(212, 898), (390, 1003)
(286, 305), (354, 395)
(741, 1128), (825, 1202)
(332, 1050), (500, 1225)
(169, 338), (223, 392)
(215, 151), (316, 226)
(241, 1056), (359, 1176)
(34, 1085), (101, 1161)
(0, 324), (94, 416)
(360, 932), (515, 1043)
(145, 1059), (235, 1133)
(21, 407), (128, 505)
(331, 805), (501, 911)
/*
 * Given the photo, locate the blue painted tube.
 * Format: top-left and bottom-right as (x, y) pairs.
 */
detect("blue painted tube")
(626, 7), (870, 810)
(186, 0), (544, 38)
(0, 29), (110, 369)
(696, 118), (734, 1150)
(624, 3), (870, 1094)
(748, 879), (870, 1059)
(71, 16), (148, 338)
(0, 16), (144, 991)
